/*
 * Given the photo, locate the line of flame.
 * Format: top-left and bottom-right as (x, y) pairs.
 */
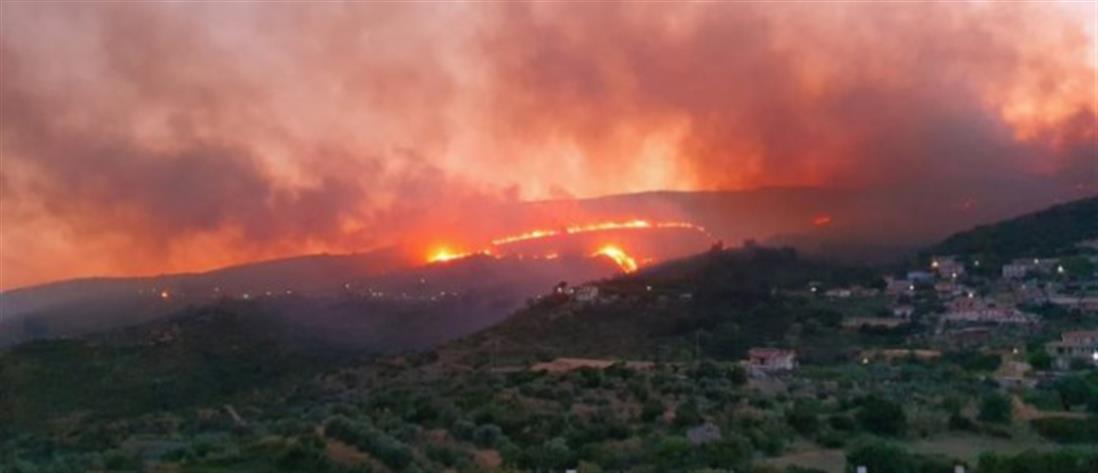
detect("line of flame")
(490, 219), (713, 246)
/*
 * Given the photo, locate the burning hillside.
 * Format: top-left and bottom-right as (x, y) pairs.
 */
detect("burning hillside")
(423, 219), (715, 273)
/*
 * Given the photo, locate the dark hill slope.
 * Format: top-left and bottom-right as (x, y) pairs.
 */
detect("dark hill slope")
(0, 302), (344, 432)
(452, 247), (885, 365)
(929, 196), (1098, 263)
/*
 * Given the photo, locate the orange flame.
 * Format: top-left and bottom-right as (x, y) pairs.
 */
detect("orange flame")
(593, 245), (638, 273)
(491, 219), (713, 246)
(425, 218), (710, 266)
(427, 247), (469, 263)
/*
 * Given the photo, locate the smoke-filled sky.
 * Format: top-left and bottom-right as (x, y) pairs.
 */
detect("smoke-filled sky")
(1, 2), (1095, 289)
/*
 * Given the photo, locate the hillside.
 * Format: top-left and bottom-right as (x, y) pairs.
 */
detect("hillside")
(929, 196), (1098, 265)
(4, 243), (1098, 472)
(0, 302), (341, 431)
(0, 253), (619, 348)
(451, 247), (889, 366)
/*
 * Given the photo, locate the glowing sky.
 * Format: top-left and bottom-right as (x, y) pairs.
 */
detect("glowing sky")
(1, 2), (1095, 289)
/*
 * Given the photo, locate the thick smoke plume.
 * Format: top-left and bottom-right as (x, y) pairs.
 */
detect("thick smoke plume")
(1, 2), (1094, 288)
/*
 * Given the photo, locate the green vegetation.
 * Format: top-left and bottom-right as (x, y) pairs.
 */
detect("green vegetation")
(4, 243), (1098, 472)
(929, 196), (1098, 269)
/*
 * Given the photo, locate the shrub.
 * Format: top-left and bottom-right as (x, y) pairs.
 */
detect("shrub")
(1027, 351), (1052, 371)
(451, 419), (475, 441)
(1054, 377), (1095, 408)
(473, 423), (504, 448)
(641, 399), (665, 422)
(828, 414), (856, 431)
(674, 399), (703, 428)
(979, 450), (1098, 473)
(845, 442), (916, 473)
(856, 396), (907, 436)
(948, 413), (977, 432)
(425, 444), (468, 468)
(323, 416), (412, 469)
(786, 401), (820, 435)
(1030, 417), (1098, 444)
(978, 393), (1013, 424)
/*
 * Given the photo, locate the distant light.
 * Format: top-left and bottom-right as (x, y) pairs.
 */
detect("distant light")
(1092, 351), (1098, 362)
(242, 293), (251, 300)
(646, 285), (653, 292)
(1057, 265), (1065, 274)
(159, 290), (170, 300)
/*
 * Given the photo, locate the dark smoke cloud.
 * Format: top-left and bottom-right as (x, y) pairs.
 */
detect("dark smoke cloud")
(0, 2), (1094, 288)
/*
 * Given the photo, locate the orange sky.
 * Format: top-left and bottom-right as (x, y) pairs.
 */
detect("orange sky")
(1, 2), (1095, 290)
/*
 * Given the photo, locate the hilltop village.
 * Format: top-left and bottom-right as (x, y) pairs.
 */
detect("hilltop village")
(543, 239), (1098, 378)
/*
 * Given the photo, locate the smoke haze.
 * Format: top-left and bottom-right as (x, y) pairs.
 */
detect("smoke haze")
(1, 2), (1095, 289)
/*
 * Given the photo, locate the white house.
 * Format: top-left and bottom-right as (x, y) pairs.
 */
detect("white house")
(1046, 331), (1098, 370)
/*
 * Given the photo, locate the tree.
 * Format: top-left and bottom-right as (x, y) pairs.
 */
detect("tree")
(1061, 256), (1095, 279)
(856, 396), (907, 436)
(641, 399), (665, 422)
(786, 401), (820, 435)
(846, 442), (916, 473)
(451, 419), (475, 441)
(674, 399), (702, 427)
(1054, 377), (1093, 408)
(473, 423), (503, 448)
(978, 393), (1012, 424)
(1028, 351), (1052, 371)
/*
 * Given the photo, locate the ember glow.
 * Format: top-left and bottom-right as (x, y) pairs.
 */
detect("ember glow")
(0, 3), (1094, 289)
(812, 215), (834, 227)
(592, 245), (639, 273)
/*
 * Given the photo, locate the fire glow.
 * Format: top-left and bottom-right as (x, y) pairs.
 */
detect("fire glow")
(424, 219), (710, 271)
(592, 245), (638, 273)
(426, 248), (479, 264)
(490, 220), (713, 246)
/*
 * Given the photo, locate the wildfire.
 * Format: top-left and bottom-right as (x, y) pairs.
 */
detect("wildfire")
(491, 219), (713, 246)
(427, 247), (471, 263)
(593, 245), (638, 273)
(425, 218), (710, 268)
